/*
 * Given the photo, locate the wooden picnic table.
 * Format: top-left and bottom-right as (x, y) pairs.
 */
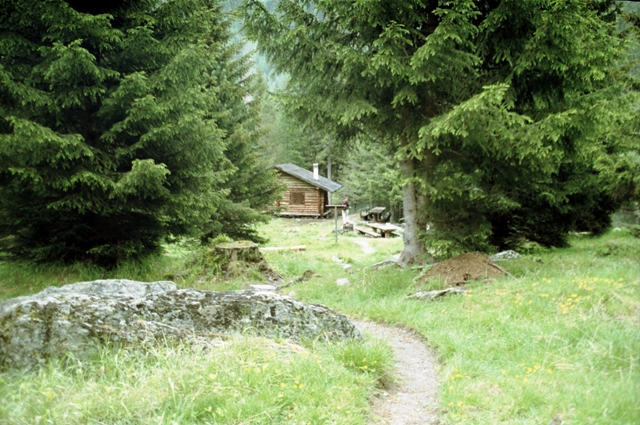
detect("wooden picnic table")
(365, 222), (400, 238)
(360, 207), (390, 223)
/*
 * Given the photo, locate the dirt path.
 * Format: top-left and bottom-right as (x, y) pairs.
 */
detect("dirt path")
(352, 320), (440, 425)
(353, 238), (376, 254)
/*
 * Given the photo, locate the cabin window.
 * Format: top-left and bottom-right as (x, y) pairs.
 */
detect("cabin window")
(290, 191), (305, 205)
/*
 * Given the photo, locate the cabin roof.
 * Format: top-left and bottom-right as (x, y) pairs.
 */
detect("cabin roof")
(270, 163), (342, 193)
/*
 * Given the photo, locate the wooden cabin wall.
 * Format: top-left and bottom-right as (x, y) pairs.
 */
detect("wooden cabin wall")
(276, 173), (326, 215)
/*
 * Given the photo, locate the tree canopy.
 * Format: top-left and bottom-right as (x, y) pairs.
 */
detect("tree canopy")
(243, 0), (637, 261)
(0, 0), (278, 264)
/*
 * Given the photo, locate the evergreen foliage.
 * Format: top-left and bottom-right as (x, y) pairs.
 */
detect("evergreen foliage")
(259, 94), (348, 181)
(243, 0), (636, 259)
(0, 0), (278, 264)
(340, 143), (403, 220)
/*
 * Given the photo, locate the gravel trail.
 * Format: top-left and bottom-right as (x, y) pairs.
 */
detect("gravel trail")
(352, 320), (440, 425)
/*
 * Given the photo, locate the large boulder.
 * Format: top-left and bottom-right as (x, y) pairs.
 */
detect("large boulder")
(0, 279), (360, 369)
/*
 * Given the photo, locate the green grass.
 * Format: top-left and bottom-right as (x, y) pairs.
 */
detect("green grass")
(0, 337), (392, 424)
(1, 218), (638, 424)
(268, 221), (640, 424)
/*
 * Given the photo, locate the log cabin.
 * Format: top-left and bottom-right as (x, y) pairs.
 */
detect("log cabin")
(269, 163), (342, 217)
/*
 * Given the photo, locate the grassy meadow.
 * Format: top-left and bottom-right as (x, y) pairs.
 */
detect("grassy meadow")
(0, 217), (638, 424)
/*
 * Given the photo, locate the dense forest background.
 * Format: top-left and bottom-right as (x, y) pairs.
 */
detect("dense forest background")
(246, 0), (640, 221)
(0, 0), (638, 265)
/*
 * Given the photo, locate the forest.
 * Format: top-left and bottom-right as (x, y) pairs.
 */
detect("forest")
(0, 0), (639, 265)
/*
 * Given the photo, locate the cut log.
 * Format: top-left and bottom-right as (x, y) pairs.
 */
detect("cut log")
(260, 245), (307, 252)
(215, 241), (262, 262)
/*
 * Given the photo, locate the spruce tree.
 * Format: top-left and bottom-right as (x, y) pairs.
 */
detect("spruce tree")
(243, 0), (634, 261)
(0, 0), (270, 264)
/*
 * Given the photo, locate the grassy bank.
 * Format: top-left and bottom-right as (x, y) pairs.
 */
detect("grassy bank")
(263, 220), (639, 424)
(1, 218), (638, 424)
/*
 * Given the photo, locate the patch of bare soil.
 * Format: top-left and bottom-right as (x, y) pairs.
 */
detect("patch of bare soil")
(418, 252), (507, 286)
(352, 320), (439, 425)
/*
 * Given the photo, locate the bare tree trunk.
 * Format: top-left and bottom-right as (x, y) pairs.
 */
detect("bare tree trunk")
(398, 157), (435, 265)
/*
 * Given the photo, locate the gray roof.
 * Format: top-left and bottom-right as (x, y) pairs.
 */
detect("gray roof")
(270, 163), (342, 193)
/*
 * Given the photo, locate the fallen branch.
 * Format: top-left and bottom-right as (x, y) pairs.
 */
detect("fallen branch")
(407, 287), (467, 301)
(487, 262), (517, 280)
(261, 245), (306, 252)
(279, 270), (315, 289)
(368, 259), (402, 270)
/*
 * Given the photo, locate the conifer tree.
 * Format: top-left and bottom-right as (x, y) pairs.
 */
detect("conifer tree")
(0, 0), (276, 264)
(243, 0), (634, 262)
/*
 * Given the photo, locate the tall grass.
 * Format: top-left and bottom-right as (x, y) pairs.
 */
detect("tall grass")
(0, 337), (393, 424)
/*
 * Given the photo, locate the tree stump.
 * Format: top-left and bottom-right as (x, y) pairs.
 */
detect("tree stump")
(215, 241), (262, 263)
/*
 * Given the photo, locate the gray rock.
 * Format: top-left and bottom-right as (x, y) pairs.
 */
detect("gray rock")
(336, 278), (350, 286)
(490, 250), (521, 261)
(0, 280), (360, 369)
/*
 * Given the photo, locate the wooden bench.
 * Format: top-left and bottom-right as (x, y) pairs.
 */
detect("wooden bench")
(365, 222), (400, 238)
(354, 225), (382, 238)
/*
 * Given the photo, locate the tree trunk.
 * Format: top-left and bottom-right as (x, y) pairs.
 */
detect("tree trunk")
(398, 157), (435, 266)
(398, 157), (422, 265)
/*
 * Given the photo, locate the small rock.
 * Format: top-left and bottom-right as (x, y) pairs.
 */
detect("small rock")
(331, 256), (343, 263)
(342, 264), (352, 271)
(490, 250), (521, 261)
(336, 278), (350, 286)
(287, 291), (296, 298)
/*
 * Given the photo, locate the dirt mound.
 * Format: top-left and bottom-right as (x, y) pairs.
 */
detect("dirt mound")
(419, 252), (507, 286)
